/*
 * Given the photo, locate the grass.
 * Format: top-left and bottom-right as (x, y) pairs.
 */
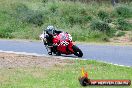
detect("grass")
(0, 60), (132, 88)
(0, 0), (132, 42)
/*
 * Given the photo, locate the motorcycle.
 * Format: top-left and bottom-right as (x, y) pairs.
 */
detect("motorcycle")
(40, 32), (83, 57)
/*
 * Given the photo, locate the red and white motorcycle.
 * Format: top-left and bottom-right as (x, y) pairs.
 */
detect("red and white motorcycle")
(40, 32), (83, 57)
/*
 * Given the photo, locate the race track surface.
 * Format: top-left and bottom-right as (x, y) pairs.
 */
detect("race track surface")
(0, 40), (132, 66)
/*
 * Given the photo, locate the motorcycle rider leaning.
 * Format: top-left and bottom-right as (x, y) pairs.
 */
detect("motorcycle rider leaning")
(43, 25), (62, 55)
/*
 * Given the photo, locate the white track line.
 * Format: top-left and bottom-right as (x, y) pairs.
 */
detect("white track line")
(0, 50), (131, 67)
(0, 50), (78, 60)
(0, 50), (45, 56)
(81, 58), (131, 67)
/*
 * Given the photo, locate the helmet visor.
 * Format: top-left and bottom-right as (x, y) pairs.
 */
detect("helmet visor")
(47, 29), (54, 35)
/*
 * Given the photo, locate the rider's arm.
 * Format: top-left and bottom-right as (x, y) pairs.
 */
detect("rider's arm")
(55, 30), (62, 34)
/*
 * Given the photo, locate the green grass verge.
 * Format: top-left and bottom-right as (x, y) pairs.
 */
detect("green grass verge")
(0, 0), (132, 42)
(0, 60), (131, 88)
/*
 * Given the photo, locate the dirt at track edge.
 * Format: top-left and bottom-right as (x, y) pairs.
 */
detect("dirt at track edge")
(0, 53), (74, 68)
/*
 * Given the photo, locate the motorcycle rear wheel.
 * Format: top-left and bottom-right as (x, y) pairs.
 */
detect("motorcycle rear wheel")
(72, 45), (83, 57)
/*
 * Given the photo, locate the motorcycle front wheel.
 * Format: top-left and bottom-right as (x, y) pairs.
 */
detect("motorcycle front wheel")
(72, 45), (83, 57)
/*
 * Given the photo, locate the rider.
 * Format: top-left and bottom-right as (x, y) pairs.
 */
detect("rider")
(44, 25), (62, 55)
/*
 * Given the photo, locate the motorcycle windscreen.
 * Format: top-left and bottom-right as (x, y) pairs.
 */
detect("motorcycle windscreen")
(59, 33), (69, 41)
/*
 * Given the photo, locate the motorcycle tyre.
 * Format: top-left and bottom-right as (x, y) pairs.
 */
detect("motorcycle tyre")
(72, 45), (83, 57)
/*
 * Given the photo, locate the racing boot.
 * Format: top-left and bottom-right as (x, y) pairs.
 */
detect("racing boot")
(46, 45), (52, 55)
(46, 43), (53, 55)
(47, 47), (52, 55)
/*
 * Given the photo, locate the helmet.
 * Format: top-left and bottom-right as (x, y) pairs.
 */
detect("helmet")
(45, 25), (55, 35)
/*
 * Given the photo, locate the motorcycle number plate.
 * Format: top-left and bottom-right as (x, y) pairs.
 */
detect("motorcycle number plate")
(60, 41), (69, 46)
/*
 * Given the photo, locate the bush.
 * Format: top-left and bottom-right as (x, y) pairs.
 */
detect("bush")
(101, 36), (109, 42)
(26, 12), (43, 26)
(90, 20), (111, 33)
(83, 16), (92, 22)
(97, 10), (109, 20)
(115, 5), (132, 18)
(67, 15), (79, 25)
(49, 3), (58, 13)
(67, 15), (92, 25)
(78, 8), (87, 15)
(70, 29), (107, 42)
(115, 31), (125, 37)
(97, 10), (112, 23)
(0, 28), (13, 38)
(104, 17), (112, 23)
(14, 3), (43, 26)
(42, 0), (48, 3)
(116, 18), (131, 31)
(15, 3), (29, 14)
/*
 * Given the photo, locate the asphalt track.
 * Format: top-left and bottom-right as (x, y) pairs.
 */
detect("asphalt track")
(0, 40), (132, 66)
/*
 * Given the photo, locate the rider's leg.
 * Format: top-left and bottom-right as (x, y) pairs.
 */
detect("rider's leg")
(47, 43), (52, 55)
(45, 35), (53, 55)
